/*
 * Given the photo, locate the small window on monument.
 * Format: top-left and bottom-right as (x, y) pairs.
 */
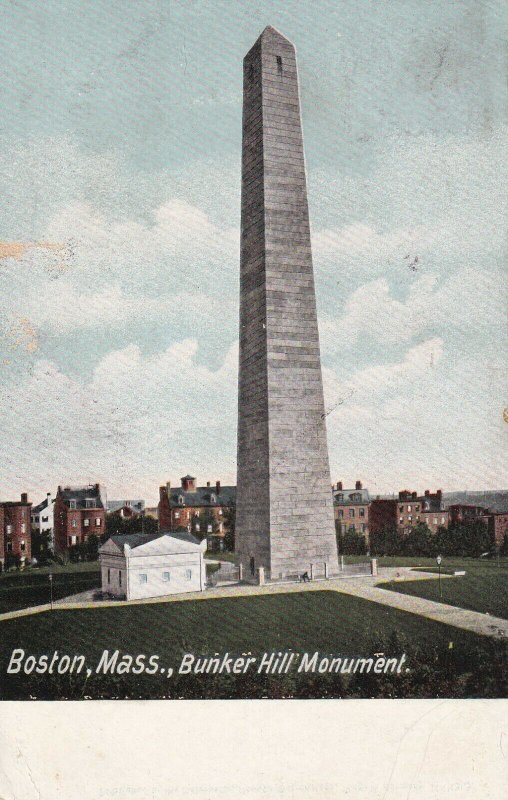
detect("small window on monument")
(276, 56), (283, 74)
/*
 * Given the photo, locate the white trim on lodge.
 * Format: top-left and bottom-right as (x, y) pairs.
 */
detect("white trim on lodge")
(99, 533), (206, 600)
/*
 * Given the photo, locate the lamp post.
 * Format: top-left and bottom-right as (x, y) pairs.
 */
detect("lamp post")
(436, 554), (442, 600)
(49, 572), (54, 610)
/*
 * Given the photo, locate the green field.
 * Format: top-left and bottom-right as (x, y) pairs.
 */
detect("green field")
(378, 558), (508, 619)
(0, 563), (100, 614)
(1, 591), (505, 700)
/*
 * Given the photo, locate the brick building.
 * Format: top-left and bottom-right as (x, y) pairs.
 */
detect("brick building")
(333, 481), (370, 543)
(53, 484), (106, 554)
(1, 493), (32, 567)
(370, 489), (448, 536)
(448, 504), (490, 525)
(158, 476), (236, 550)
(486, 513), (508, 548)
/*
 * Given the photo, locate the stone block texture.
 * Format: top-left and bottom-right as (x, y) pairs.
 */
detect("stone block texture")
(236, 26), (338, 579)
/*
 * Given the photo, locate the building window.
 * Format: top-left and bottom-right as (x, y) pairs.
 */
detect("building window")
(218, 508), (223, 516)
(174, 512), (180, 519)
(349, 524), (355, 532)
(407, 505), (411, 512)
(339, 510), (344, 518)
(71, 520), (77, 528)
(107, 568), (111, 584)
(71, 535), (77, 545)
(178, 495), (184, 505)
(20, 540), (26, 552)
(441, 517), (445, 524)
(408, 515), (412, 521)
(69, 500), (76, 509)
(185, 569), (192, 581)
(119, 571), (122, 587)
(415, 505), (420, 512)
(42, 516), (48, 522)
(207, 525), (213, 533)
(84, 518), (90, 527)
(337, 494), (343, 502)
(195, 524), (200, 532)
(34, 516), (39, 523)
(139, 574), (147, 584)
(86, 499), (94, 508)
(349, 509), (355, 518)
(276, 55), (282, 73)
(7, 542), (12, 552)
(433, 518), (438, 525)
(6, 525), (12, 535)
(95, 518), (101, 526)
(361, 524), (366, 533)
(399, 517), (403, 524)
(21, 523), (26, 533)
(359, 508), (365, 517)
(163, 571), (170, 582)
(210, 494), (216, 503)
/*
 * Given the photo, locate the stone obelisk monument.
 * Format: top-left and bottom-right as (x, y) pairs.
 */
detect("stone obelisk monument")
(235, 26), (338, 581)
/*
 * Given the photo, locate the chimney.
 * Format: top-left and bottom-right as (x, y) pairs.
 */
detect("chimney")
(159, 485), (167, 501)
(437, 489), (442, 499)
(21, 492), (28, 504)
(166, 481), (171, 494)
(424, 490), (430, 497)
(412, 491), (417, 499)
(207, 481), (210, 487)
(337, 482), (343, 491)
(216, 480), (221, 494)
(355, 481), (362, 490)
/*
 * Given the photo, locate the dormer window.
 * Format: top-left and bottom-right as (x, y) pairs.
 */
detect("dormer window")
(85, 499), (94, 508)
(210, 493), (216, 504)
(178, 495), (184, 506)
(276, 55), (282, 74)
(69, 500), (76, 509)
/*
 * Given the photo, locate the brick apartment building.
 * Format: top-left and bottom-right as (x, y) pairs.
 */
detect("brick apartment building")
(0, 493), (32, 567)
(370, 489), (448, 536)
(158, 475), (236, 550)
(53, 484), (106, 554)
(487, 512), (508, 548)
(333, 481), (370, 543)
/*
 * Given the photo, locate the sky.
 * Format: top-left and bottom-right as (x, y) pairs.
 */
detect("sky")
(0, 0), (506, 504)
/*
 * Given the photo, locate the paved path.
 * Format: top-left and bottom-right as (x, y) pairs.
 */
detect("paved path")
(1, 568), (507, 639)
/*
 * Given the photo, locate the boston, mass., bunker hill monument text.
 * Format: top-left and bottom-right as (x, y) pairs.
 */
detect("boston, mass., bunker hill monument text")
(235, 27), (339, 580)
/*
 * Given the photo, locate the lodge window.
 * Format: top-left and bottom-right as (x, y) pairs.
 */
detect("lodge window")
(119, 571), (122, 587)
(276, 55), (282, 73)
(163, 571), (170, 582)
(107, 568), (111, 584)
(139, 574), (147, 584)
(185, 569), (192, 581)
(42, 516), (48, 522)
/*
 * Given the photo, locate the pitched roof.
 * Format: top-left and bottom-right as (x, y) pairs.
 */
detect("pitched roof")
(168, 485), (236, 508)
(58, 485), (105, 509)
(107, 500), (145, 513)
(32, 497), (54, 513)
(102, 530), (203, 555)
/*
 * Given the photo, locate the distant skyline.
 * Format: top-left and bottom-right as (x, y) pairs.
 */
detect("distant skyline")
(1, 1), (507, 505)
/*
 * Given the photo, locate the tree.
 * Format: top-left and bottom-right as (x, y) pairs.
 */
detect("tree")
(105, 512), (158, 538)
(222, 503), (236, 552)
(403, 523), (434, 557)
(370, 525), (401, 556)
(86, 533), (100, 561)
(31, 531), (52, 565)
(336, 527), (367, 555)
(190, 509), (216, 542)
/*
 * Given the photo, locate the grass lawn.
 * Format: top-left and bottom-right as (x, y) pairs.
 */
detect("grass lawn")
(378, 558), (508, 619)
(0, 564), (101, 614)
(1, 590), (505, 700)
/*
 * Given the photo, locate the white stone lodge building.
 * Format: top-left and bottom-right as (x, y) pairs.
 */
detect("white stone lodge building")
(30, 493), (55, 547)
(99, 531), (206, 600)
